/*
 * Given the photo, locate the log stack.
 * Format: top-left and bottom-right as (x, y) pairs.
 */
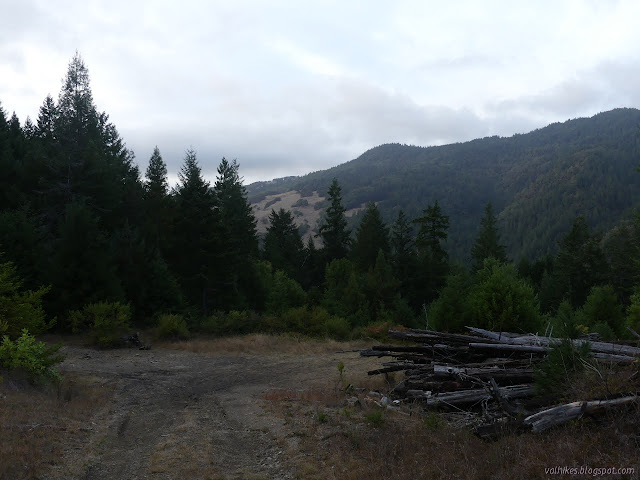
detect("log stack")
(361, 327), (639, 435)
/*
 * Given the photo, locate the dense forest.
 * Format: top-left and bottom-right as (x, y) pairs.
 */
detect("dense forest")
(1, 54), (640, 366)
(247, 109), (640, 262)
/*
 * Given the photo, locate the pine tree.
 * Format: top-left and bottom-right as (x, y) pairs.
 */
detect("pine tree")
(173, 149), (218, 315)
(471, 202), (507, 272)
(351, 202), (389, 271)
(390, 210), (414, 279)
(263, 208), (304, 281)
(413, 200), (450, 304)
(213, 157), (258, 308)
(143, 146), (173, 254)
(554, 216), (608, 309)
(318, 178), (351, 262)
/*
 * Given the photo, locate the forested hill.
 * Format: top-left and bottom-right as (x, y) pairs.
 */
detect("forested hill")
(247, 108), (640, 262)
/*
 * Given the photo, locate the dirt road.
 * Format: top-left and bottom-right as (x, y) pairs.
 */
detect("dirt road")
(44, 342), (366, 480)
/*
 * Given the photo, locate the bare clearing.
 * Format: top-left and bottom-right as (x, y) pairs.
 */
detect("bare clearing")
(23, 336), (378, 480)
(3, 335), (638, 480)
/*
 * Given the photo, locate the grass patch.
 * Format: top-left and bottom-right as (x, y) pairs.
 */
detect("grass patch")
(0, 373), (113, 479)
(164, 333), (372, 356)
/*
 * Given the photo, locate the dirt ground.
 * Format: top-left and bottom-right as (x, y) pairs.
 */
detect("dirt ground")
(40, 340), (379, 480)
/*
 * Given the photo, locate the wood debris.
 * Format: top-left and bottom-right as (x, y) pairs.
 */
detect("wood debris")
(362, 327), (639, 437)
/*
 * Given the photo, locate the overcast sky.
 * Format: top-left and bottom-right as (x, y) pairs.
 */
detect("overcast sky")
(3, 1), (640, 185)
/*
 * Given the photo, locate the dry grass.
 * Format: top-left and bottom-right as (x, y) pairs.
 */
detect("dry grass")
(147, 408), (222, 479)
(164, 333), (372, 356)
(0, 373), (113, 480)
(263, 362), (640, 480)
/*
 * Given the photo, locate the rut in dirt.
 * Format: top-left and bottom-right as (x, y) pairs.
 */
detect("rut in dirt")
(58, 348), (295, 480)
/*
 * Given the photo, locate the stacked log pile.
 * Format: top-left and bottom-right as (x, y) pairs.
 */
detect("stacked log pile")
(362, 327), (639, 434)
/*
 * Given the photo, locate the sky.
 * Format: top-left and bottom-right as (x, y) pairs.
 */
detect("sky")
(3, 0), (640, 186)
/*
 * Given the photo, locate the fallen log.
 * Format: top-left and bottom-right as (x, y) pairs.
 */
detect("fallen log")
(433, 364), (534, 383)
(524, 395), (638, 432)
(467, 327), (640, 357)
(388, 329), (499, 345)
(407, 384), (535, 407)
(468, 342), (547, 354)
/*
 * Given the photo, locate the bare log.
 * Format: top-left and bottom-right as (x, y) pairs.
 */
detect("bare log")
(466, 327), (640, 357)
(524, 395), (638, 432)
(628, 327), (640, 341)
(407, 384), (535, 407)
(469, 342), (547, 354)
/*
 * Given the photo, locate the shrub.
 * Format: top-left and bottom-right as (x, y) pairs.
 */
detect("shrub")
(324, 315), (351, 340)
(0, 261), (53, 339)
(535, 339), (591, 398)
(200, 311), (260, 336)
(468, 258), (542, 333)
(68, 301), (131, 348)
(626, 287), (640, 336)
(156, 313), (189, 340)
(0, 330), (63, 382)
(579, 285), (624, 337)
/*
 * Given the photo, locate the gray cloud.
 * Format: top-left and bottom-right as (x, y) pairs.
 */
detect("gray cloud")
(4, 1), (640, 186)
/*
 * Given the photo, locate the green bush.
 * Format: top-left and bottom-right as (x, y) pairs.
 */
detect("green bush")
(324, 315), (351, 340)
(535, 339), (591, 397)
(68, 301), (131, 348)
(0, 330), (63, 382)
(200, 310), (260, 336)
(579, 285), (624, 337)
(626, 287), (640, 336)
(468, 258), (542, 333)
(156, 313), (189, 340)
(0, 261), (53, 339)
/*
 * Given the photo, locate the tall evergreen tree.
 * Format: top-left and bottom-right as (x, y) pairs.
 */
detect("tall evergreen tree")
(413, 200), (450, 304)
(173, 149), (218, 315)
(213, 157), (258, 308)
(143, 146), (172, 254)
(318, 178), (351, 262)
(553, 216), (608, 309)
(471, 202), (507, 272)
(263, 208), (304, 281)
(351, 202), (389, 271)
(390, 210), (414, 279)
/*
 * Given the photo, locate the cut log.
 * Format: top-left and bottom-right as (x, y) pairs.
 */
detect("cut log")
(469, 342), (547, 354)
(466, 327), (640, 357)
(407, 384), (535, 407)
(433, 364), (534, 383)
(524, 395), (638, 432)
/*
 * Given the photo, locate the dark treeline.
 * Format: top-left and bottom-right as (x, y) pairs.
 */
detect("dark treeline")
(1, 54), (640, 343)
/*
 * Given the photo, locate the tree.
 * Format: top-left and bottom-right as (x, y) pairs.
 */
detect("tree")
(553, 216), (608, 309)
(143, 146), (173, 254)
(263, 208), (304, 282)
(318, 178), (351, 262)
(471, 202), (507, 271)
(468, 258), (542, 333)
(390, 210), (417, 298)
(213, 157), (258, 308)
(173, 149), (218, 315)
(351, 202), (389, 271)
(413, 200), (450, 304)
(579, 285), (624, 339)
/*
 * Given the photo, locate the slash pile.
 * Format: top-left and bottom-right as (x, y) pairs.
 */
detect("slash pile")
(361, 327), (639, 435)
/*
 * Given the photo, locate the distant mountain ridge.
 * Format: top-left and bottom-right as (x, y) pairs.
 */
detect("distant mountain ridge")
(247, 108), (640, 262)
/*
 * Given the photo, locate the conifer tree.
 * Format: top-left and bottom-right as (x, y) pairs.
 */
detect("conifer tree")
(318, 178), (351, 262)
(143, 146), (173, 254)
(351, 202), (389, 271)
(173, 149), (218, 315)
(213, 157), (258, 308)
(264, 208), (304, 281)
(471, 202), (507, 272)
(553, 216), (608, 309)
(413, 200), (450, 304)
